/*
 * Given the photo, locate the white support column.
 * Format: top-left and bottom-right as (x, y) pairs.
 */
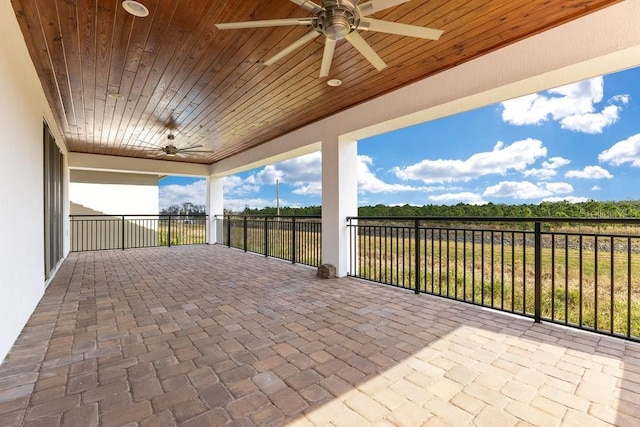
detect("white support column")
(321, 136), (358, 277)
(206, 177), (224, 244)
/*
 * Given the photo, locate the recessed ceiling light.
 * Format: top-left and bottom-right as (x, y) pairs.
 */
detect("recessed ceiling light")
(122, 1), (149, 17)
(327, 79), (342, 87)
(107, 92), (124, 100)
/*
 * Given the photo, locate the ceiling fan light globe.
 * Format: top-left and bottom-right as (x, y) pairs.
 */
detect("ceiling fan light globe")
(325, 21), (351, 40)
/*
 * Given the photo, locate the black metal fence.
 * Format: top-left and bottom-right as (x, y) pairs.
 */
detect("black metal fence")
(216, 215), (322, 267)
(348, 216), (640, 342)
(70, 214), (208, 251)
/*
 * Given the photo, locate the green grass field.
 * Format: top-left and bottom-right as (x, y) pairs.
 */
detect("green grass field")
(356, 231), (640, 338)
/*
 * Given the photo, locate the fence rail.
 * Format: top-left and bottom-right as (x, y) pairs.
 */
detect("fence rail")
(70, 214), (208, 251)
(215, 215), (321, 268)
(348, 216), (640, 342)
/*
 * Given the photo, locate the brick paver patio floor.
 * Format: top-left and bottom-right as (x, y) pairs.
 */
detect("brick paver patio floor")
(1, 245), (639, 426)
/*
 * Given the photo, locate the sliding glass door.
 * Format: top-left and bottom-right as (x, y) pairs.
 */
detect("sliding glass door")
(44, 122), (63, 280)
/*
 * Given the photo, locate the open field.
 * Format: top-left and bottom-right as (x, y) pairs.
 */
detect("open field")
(356, 229), (640, 339)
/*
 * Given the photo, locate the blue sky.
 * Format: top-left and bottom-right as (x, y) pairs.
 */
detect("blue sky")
(160, 66), (640, 211)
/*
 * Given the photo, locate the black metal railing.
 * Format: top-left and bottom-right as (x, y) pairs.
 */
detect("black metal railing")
(215, 215), (321, 267)
(70, 214), (208, 251)
(348, 216), (640, 341)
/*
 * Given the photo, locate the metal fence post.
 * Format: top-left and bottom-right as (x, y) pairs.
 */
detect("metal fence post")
(226, 215), (231, 247)
(291, 217), (296, 264)
(534, 221), (542, 323)
(168, 215), (172, 247)
(121, 215), (125, 250)
(414, 219), (420, 294)
(264, 217), (269, 257)
(243, 216), (248, 252)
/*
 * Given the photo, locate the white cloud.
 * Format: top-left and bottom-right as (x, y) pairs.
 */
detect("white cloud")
(523, 169), (556, 179)
(501, 77), (628, 134)
(565, 165), (613, 179)
(591, 186), (601, 191)
(256, 152), (321, 185)
(560, 105), (621, 134)
(358, 155), (427, 193)
(541, 196), (591, 204)
(291, 182), (322, 196)
(598, 133), (640, 166)
(428, 192), (486, 205)
(159, 180), (206, 208)
(544, 182), (573, 194)
(523, 156), (570, 179)
(224, 175), (260, 195)
(544, 157), (571, 169)
(483, 181), (573, 200)
(394, 139), (546, 184)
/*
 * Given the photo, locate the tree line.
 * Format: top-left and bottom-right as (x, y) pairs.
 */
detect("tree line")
(241, 200), (640, 218)
(161, 202), (206, 216)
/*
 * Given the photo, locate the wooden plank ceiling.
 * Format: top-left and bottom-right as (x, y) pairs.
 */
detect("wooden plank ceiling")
(11, 0), (620, 165)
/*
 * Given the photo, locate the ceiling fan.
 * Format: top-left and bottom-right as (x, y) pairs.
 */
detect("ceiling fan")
(139, 115), (214, 158)
(215, 0), (443, 78)
(141, 134), (214, 158)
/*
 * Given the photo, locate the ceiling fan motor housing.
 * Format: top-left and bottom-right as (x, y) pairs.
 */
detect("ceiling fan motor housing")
(314, 0), (360, 40)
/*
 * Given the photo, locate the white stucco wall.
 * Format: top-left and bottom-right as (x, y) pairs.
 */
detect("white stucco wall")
(70, 170), (159, 215)
(0, 1), (68, 363)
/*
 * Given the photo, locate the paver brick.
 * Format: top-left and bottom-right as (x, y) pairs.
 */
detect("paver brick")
(139, 409), (177, 427)
(474, 406), (519, 427)
(171, 398), (206, 422)
(62, 403), (98, 427)
(131, 377), (163, 402)
(151, 385), (197, 411)
(83, 381), (129, 403)
(505, 400), (560, 427)
(252, 371), (286, 394)
(101, 401), (153, 427)
(226, 392), (270, 418)
(199, 382), (233, 408)
(182, 408), (229, 427)
(386, 401), (431, 426)
(345, 390), (388, 422)
(25, 395), (80, 422)
(270, 388), (308, 416)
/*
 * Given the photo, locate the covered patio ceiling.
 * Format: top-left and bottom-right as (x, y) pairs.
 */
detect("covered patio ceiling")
(1, 246), (639, 425)
(11, 0), (621, 165)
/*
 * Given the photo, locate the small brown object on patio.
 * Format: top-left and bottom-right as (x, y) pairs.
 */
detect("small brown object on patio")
(316, 264), (336, 279)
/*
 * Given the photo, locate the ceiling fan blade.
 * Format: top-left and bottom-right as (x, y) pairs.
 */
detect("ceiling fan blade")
(136, 140), (162, 149)
(264, 30), (320, 66)
(358, 0), (410, 16)
(290, 0), (322, 13)
(345, 31), (387, 71)
(180, 143), (204, 150)
(319, 38), (336, 78)
(179, 150), (215, 154)
(216, 18), (312, 30)
(359, 18), (443, 40)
